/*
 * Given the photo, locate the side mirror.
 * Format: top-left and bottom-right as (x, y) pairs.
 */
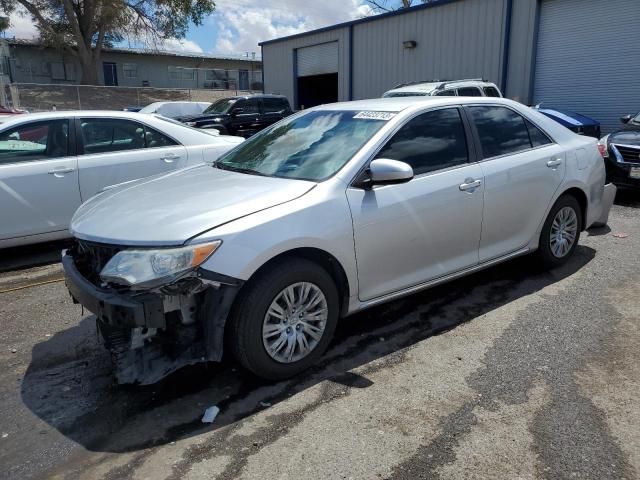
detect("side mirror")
(367, 158), (414, 187)
(620, 114), (632, 124)
(230, 107), (244, 116)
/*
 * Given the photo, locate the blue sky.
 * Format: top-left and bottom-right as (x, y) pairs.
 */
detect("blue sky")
(6, 0), (376, 57)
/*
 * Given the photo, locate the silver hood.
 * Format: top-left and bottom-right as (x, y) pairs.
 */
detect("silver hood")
(70, 165), (315, 246)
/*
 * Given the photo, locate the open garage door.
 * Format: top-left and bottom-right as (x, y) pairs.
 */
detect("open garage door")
(533, 0), (640, 134)
(296, 42), (339, 109)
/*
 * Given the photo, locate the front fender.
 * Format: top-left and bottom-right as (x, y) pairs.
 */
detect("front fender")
(194, 188), (358, 300)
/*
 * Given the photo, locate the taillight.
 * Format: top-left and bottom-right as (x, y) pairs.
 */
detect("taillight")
(597, 143), (607, 158)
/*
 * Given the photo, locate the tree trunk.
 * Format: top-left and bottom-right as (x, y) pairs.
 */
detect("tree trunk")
(78, 51), (100, 85)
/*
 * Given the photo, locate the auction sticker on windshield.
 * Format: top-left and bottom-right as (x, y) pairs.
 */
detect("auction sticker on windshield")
(353, 111), (396, 121)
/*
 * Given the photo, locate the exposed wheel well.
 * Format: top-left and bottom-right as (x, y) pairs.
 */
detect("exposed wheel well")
(560, 187), (588, 230)
(244, 248), (351, 317)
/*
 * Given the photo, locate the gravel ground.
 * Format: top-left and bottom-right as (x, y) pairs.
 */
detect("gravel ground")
(0, 191), (638, 480)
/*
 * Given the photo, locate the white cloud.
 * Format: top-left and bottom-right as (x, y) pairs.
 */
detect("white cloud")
(211, 0), (373, 55)
(157, 38), (204, 53)
(6, 10), (40, 39)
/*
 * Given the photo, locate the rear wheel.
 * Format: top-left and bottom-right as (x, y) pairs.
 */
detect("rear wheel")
(537, 194), (582, 269)
(228, 258), (339, 379)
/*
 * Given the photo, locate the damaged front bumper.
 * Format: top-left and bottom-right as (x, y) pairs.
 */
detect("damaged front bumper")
(62, 249), (242, 385)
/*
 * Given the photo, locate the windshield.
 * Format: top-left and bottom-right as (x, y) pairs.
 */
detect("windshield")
(205, 98), (238, 114)
(216, 110), (391, 181)
(632, 112), (640, 124)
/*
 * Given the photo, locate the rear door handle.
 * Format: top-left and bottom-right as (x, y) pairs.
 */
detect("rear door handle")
(48, 167), (74, 176)
(459, 178), (482, 192)
(546, 159), (562, 168)
(161, 154), (181, 163)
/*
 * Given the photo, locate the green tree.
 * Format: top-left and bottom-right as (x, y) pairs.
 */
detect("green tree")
(365, 0), (435, 13)
(1, 0), (215, 84)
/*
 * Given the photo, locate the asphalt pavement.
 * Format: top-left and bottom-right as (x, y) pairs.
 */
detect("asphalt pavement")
(0, 191), (638, 480)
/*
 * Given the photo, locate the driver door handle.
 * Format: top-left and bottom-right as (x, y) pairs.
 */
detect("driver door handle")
(459, 178), (482, 192)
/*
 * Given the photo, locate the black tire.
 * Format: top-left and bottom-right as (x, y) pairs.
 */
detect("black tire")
(227, 258), (339, 380)
(537, 194), (582, 269)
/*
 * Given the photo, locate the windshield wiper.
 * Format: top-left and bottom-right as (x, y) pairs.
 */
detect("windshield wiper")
(215, 162), (268, 176)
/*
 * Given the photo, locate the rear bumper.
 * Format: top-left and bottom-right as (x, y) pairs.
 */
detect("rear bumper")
(593, 182), (616, 227)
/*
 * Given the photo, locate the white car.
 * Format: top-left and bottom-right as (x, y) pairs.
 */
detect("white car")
(383, 79), (502, 98)
(138, 101), (211, 119)
(0, 111), (244, 248)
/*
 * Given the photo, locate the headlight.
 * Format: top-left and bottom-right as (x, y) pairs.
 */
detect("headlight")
(185, 121), (198, 127)
(100, 241), (221, 288)
(597, 135), (609, 158)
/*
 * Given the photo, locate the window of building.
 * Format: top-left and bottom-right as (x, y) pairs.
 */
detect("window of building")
(457, 87), (483, 97)
(50, 62), (65, 80)
(0, 120), (69, 164)
(168, 66), (179, 80)
(376, 108), (469, 176)
(123, 63), (138, 78)
(469, 106), (532, 158)
(181, 68), (196, 80)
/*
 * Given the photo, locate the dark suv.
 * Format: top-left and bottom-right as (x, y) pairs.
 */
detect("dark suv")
(177, 95), (293, 138)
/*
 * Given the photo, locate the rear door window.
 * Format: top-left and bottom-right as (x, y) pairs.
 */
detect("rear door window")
(468, 106), (532, 158)
(483, 86), (501, 97)
(242, 98), (260, 114)
(80, 118), (146, 154)
(376, 108), (469, 175)
(457, 87), (483, 97)
(435, 89), (456, 96)
(0, 119), (69, 164)
(526, 120), (553, 147)
(262, 98), (287, 113)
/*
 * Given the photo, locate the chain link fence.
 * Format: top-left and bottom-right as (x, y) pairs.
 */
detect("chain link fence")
(3, 82), (263, 112)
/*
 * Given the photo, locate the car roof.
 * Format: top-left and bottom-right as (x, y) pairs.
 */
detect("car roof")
(0, 110), (192, 129)
(312, 96), (516, 113)
(386, 79), (498, 95)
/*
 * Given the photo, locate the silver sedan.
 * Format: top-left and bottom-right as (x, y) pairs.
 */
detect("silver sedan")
(63, 97), (615, 384)
(0, 111), (243, 248)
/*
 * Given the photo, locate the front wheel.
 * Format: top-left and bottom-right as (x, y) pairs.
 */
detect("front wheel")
(227, 258), (339, 380)
(537, 194), (582, 269)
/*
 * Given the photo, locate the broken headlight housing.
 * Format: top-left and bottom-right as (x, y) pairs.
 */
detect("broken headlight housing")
(100, 241), (221, 288)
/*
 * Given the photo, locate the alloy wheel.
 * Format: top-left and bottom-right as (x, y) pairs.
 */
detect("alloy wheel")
(549, 206), (578, 258)
(262, 282), (328, 363)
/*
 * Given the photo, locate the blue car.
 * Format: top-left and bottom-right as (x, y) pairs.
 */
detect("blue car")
(534, 106), (601, 139)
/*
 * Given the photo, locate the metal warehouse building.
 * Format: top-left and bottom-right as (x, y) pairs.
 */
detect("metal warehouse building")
(259, 0), (640, 134)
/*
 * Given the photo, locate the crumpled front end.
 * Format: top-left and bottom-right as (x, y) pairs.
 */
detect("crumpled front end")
(63, 240), (242, 385)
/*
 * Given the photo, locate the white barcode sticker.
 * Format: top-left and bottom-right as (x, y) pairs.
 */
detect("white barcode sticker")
(353, 111), (396, 121)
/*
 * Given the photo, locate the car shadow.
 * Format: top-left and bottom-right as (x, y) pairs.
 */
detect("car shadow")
(614, 187), (640, 208)
(20, 246), (595, 455)
(0, 239), (70, 273)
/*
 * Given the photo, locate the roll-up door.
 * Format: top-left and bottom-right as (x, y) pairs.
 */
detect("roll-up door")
(297, 42), (338, 77)
(533, 0), (640, 134)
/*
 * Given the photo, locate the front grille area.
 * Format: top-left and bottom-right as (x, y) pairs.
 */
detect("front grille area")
(613, 144), (640, 164)
(72, 239), (125, 286)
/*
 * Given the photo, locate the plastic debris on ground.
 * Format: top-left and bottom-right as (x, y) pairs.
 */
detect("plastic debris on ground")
(201, 405), (220, 424)
(612, 232), (629, 238)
